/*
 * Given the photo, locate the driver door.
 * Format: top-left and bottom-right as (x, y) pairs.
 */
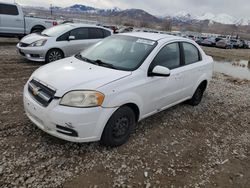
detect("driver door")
(142, 42), (185, 117)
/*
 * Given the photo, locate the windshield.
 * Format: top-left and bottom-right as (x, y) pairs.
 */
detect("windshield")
(41, 24), (73, 37)
(79, 35), (157, 71)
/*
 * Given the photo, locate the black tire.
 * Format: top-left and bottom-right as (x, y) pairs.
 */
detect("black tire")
(101, 106), (135, 147)
(31, 26), (45, 33)
(18, 35), (24, 40)
(188, 86), (205, 106)
(45, 49), (64, 63)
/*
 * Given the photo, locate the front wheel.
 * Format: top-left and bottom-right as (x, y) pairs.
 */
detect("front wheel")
(101, 106), (135, 147)
(45, 49), (64, 63)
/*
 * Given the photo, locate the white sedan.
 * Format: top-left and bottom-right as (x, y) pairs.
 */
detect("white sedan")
(17, 23), (112, 62)
(23, 32), (214, 147)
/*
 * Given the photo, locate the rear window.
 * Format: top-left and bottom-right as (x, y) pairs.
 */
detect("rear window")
(103, 29), (111, 37)
(0, 4), (19, 15)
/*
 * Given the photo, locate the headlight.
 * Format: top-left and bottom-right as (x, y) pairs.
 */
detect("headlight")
(60, 91), (105, 107)
(29, 39), (47, 47)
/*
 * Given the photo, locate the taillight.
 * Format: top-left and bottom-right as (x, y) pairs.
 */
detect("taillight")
(53, 21), (58, 26)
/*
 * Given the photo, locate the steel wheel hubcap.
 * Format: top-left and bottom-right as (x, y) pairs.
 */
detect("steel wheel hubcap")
(113, 116), (129, 138)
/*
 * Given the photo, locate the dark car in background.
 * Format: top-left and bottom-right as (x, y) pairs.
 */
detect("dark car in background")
(195, 37), (205, 45)
(240, 40), (249, 49)
(201, 37), (216, 47)
(103, 25), (119, 34)
(230, 39), (241, 49)
(118, 27), (134, 33)
(216, 39), (233, 49)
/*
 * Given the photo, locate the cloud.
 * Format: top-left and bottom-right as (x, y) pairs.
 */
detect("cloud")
(2, 0), (250, 18)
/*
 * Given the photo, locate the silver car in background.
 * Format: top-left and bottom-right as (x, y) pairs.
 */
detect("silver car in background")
(17, 23), (112, 62)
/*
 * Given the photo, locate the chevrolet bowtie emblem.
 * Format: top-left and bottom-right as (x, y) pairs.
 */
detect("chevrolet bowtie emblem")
(32, 87), (41, 96)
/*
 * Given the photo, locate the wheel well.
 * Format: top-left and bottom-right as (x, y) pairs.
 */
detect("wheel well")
(122, 103), (140, 122)
(31, 25), (46, 33)
(46, 48), (65, 58)
(199, 80), (208, 91)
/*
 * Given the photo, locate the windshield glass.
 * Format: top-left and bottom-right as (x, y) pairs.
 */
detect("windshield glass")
(79, 35), (157, 71)
(41, 24), (73, 37)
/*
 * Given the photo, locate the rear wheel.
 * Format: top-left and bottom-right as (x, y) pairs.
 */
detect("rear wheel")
(101, 106), (135, 147)
(188, 85), (206, 106)
(45, 49), (64, 63)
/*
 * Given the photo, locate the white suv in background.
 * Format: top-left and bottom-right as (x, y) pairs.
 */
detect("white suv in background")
(23, 33), (214, 147)
(17, 23), (112, 62)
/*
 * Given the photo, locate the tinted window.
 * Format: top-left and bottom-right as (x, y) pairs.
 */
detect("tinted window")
(103, 29), (111, 37)
(0, 4), (19, 15)
(57, 31), (70, 41)
(89, 28), (104, 39)
(183, 42), (200, 65)
(70, 28), (88, 40)
(151, 43), (180, 70)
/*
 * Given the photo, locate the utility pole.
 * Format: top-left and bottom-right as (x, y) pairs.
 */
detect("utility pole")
(50, 4), (53, 16)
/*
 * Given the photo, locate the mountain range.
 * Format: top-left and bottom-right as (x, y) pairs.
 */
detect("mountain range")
(171, 11), (250, 26)
(30, 4), (250, 26)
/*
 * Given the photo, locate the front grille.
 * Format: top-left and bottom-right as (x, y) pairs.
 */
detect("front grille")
(19, 42), (29, 47)
(30, 54), (40, 58)
(19, 50), (25, 56)
(28, 79), (56, 107)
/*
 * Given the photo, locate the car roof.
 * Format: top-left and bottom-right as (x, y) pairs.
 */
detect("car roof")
(118, 32), (184, 41)
(64, 23), (108, 29)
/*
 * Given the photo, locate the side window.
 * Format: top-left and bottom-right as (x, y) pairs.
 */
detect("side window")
(151, 43), (180, 70)
(89, 28), (104, 39)
(183, 42), (200, 65)
(70, 28), (88, 40)
(0, 4), (19, 15)
(103, 29), (111, 37)
(56, 31), (70, 41)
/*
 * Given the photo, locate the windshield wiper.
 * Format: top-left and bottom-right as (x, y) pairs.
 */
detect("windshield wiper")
(76, 54), (118, 70)
(75, 54), (98, 65)
(94, 59), (118, 70)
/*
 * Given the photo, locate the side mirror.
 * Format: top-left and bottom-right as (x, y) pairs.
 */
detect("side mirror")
(149, 66), (170, 77)
(68, 36), (75, 41)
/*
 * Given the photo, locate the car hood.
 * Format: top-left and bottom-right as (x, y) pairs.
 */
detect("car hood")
(20, 33), (49, 44)
(31, 56), (132, 97)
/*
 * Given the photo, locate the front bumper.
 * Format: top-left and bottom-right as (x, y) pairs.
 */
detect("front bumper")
(23, 84), (117, 143)
(17, 43), (47, 62)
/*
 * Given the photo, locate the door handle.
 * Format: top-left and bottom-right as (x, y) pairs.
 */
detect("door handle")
(16, 19), (22, 21)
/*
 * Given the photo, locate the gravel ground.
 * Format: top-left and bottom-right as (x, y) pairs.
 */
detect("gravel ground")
(0, 39), (250, 188)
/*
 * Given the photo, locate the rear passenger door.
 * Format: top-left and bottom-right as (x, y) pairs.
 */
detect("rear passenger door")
(57, 27), (110, 57)
(88, 28), (106, 46)
(0, 4), (24, 34)
(180, 42), (203, 97)
(67, 27), (90, 55)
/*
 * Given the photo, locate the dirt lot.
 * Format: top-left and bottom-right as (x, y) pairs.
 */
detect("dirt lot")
(0, 39), (250, 188)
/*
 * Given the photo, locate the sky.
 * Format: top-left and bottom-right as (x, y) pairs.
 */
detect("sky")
(2, 0), (250, 19)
